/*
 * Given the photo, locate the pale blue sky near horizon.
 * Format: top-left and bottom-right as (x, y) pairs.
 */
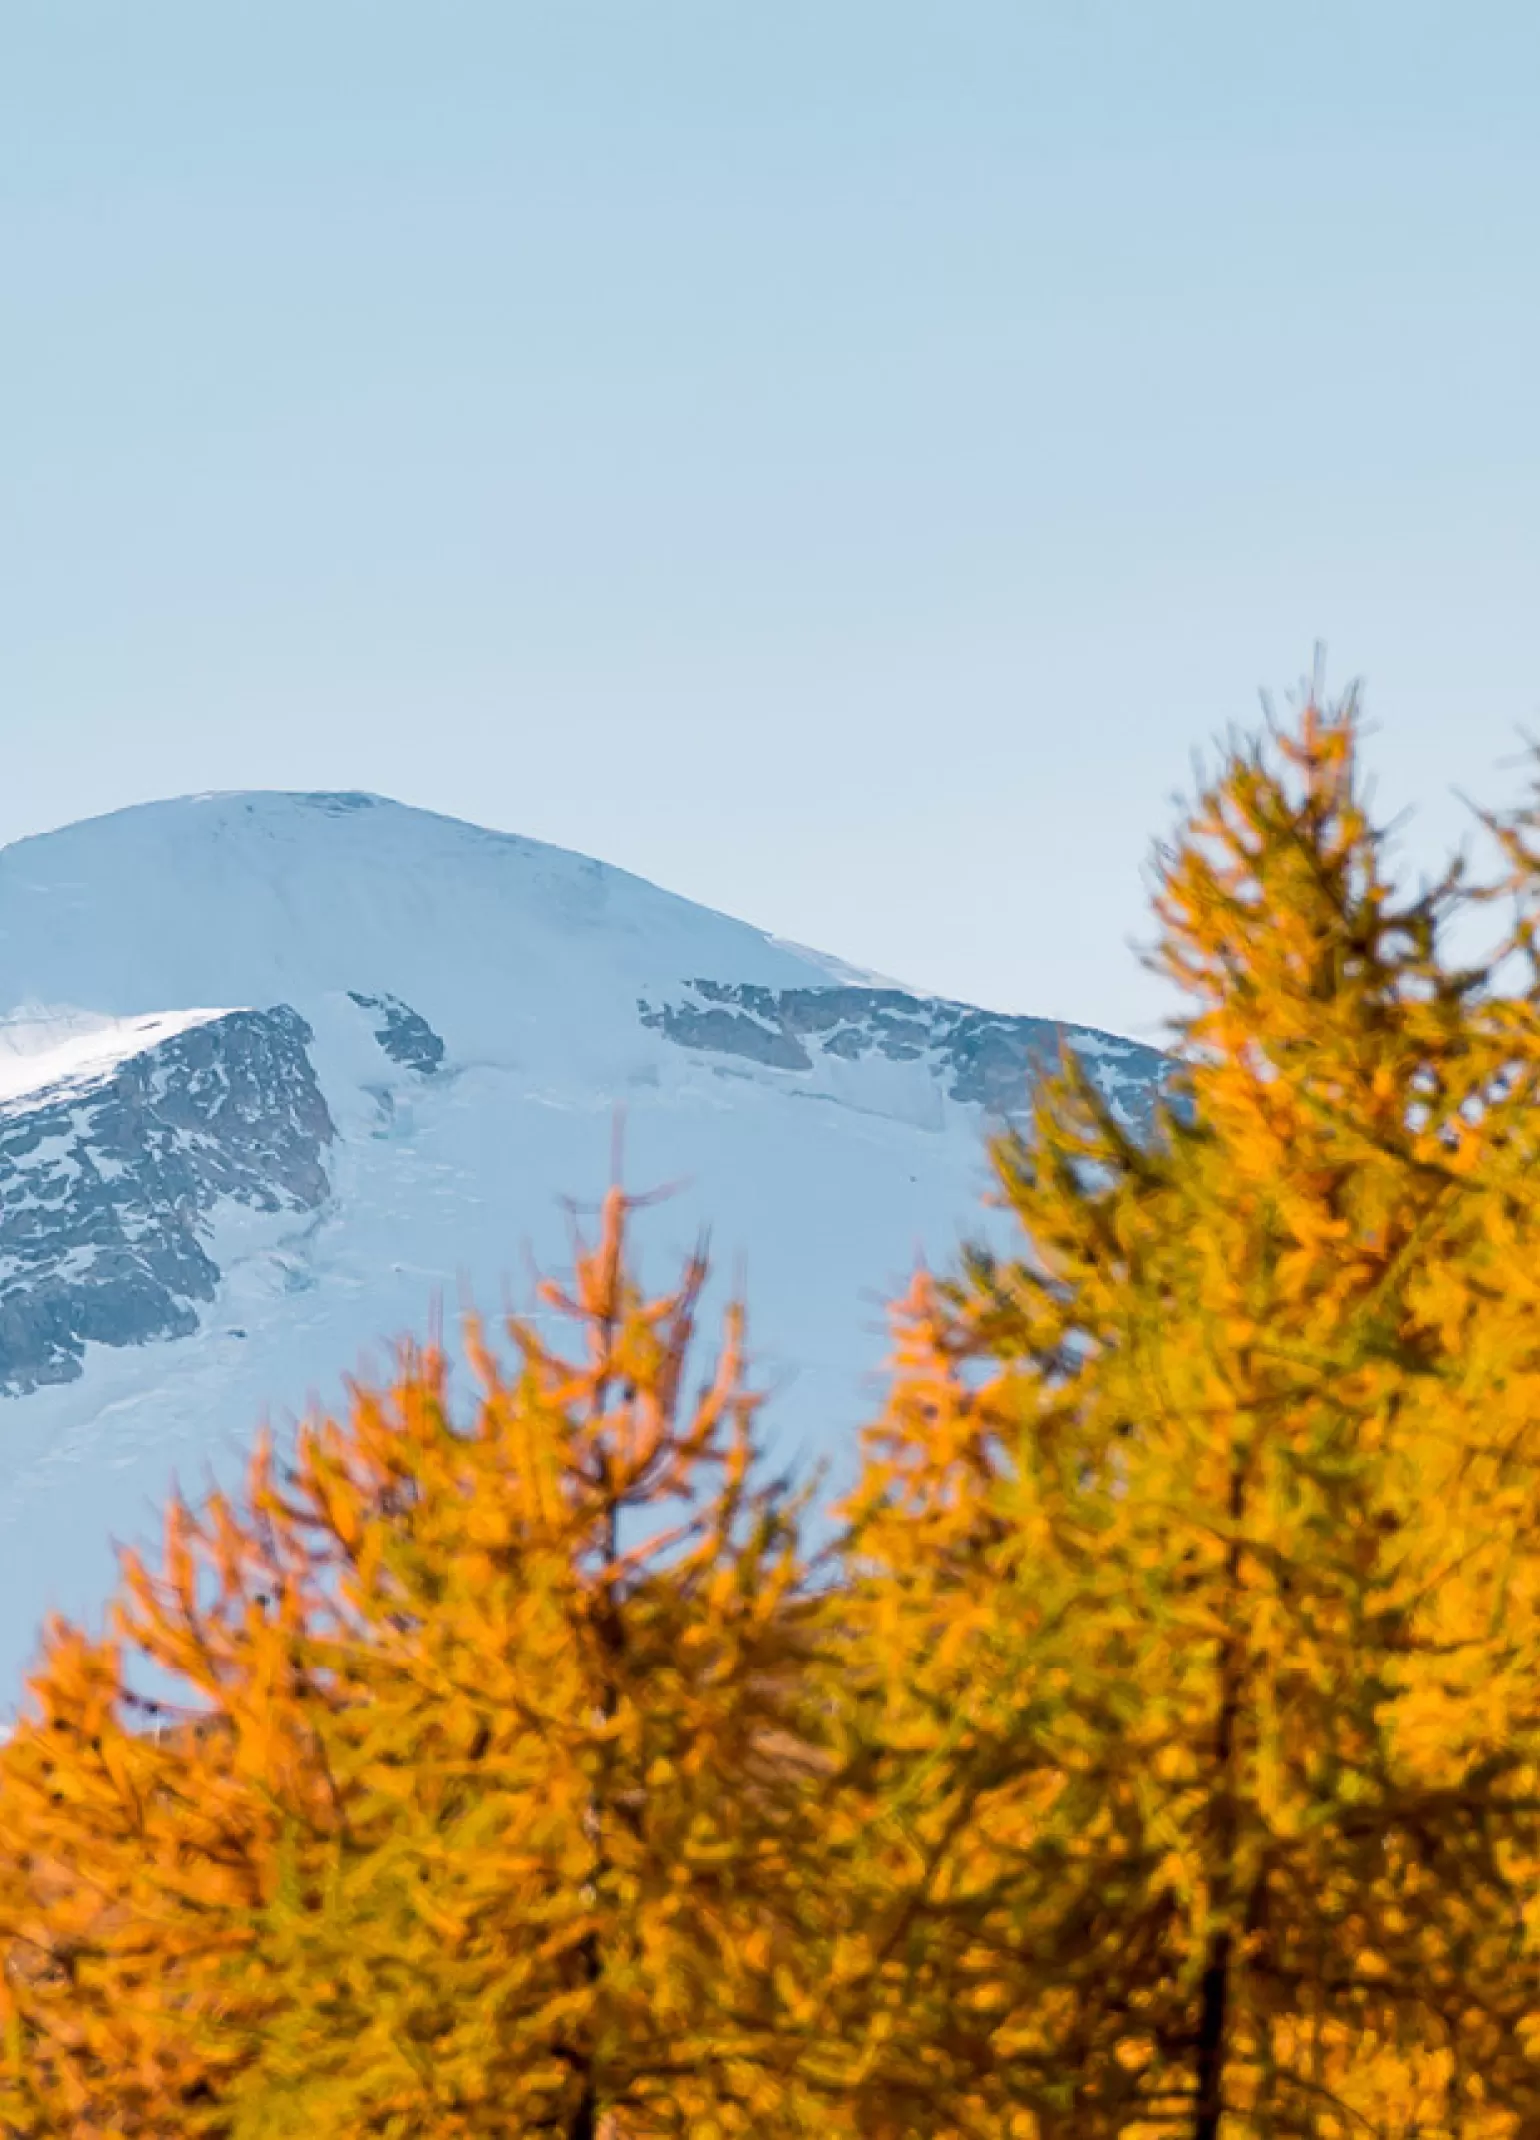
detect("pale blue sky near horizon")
(5, 2), (1539, 1043)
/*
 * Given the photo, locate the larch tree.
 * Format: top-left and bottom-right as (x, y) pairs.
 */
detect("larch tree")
(822, 687), (1540, 2137)
(0, 1188), (836, 2139)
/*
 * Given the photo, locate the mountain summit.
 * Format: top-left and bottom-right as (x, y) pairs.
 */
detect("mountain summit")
(0, 791), (1169, 1697)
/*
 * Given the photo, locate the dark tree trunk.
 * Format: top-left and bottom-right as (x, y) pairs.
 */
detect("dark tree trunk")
(1192, 1928), (1232, 2140)
(569, 2085), (597, 2140)
(1193, 1447), (1249, 2140)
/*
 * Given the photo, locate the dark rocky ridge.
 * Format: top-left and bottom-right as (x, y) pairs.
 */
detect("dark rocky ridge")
(638, 980), (1173, 1134)
(0, 1007), (335, 1394)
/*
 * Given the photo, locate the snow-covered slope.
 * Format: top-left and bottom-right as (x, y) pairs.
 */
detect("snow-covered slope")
(0, 791), (1171, 1708)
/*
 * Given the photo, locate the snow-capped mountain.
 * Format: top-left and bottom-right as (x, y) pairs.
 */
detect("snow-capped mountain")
(0, 791), (1171, 1706)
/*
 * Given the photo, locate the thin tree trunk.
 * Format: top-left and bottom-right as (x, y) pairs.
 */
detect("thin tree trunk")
(1192, 1927), (1233, 2140)
(569, 1479), (622, 2140)
(1194, 1452), (1249, 2140)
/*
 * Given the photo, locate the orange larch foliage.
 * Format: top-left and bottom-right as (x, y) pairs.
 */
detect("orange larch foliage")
(0, 1190), (835, 2139)
(823, 688), (1540, 2137)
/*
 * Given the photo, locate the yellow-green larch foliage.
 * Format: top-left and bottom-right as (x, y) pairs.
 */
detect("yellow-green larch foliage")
(0, 1188), (834, 2139)
(826, 688), (1540, 2137)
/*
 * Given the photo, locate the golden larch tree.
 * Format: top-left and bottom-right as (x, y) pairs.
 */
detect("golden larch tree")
(824, 687), (1540, 2137)
(0, 1188), (836, 2139)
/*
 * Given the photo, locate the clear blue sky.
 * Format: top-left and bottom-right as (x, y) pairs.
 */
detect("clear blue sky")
(5, 2), (1538, 1040)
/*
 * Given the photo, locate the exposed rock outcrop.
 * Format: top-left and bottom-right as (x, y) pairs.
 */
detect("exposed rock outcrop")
(0, 1007), (334, 1393)
(638, 979), (1172, 1133)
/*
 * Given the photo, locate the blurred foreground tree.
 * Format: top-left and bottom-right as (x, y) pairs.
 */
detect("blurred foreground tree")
(0, 1188), (833, 2138)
